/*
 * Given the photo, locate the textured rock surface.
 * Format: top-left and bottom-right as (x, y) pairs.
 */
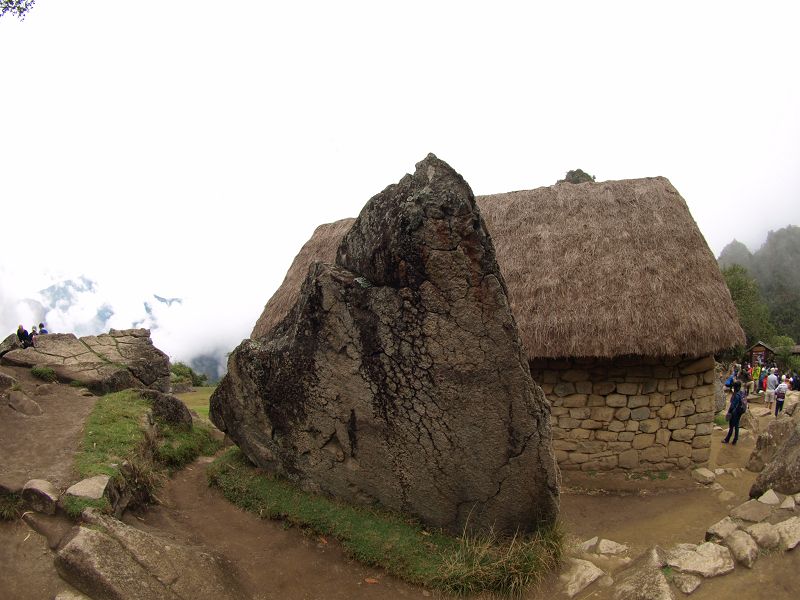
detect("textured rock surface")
(723, 530), (758, 568)
(775, 516), (800, 549)
(138, 389), (193, 429)
(692, 468), (715, 484)
(55, 509), (243, 600)
(560, 558), (605, 598)
(671, 572), (701, 595)
(0, 369), (16, 391)
(730, 499), (772, 522)
(65, 476), (110, 501)
(0, 333), (22, 358)
(747, 414), (797, 472)
(750, 425), (800, 497)
(612, 546), (673, 600)
(1, 329), (170, 393)
(744, 522), (780, 549)
(705, 516), (738, 542)
(211, 154), (559, 534)
(22, 479), (59, 514)
(8, 389), (43, 416)
(665, 542), (734, 578)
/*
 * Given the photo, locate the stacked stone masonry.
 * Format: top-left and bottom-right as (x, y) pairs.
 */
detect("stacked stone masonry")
(530, 355), (716, 472)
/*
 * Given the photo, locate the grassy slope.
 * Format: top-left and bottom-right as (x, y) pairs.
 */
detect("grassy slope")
(176, 386), (216, 419)
(208, 448), (563, 596)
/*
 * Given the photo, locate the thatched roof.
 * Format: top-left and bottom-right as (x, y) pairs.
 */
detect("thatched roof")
(252, 177), (745, 358)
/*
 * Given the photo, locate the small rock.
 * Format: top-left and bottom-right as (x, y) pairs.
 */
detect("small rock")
(54, 591), (92, 600)
(65, 475), (110, 501)
(744, 522), (780, 550)
(795, 492), (800, 503)
(714, 468), (725, 476)
(578, 536), (599, 553)
(723, 530), (758, 568)
(671, 572), (702, 594)
(705, 516), (738, 542)
(779, 496), (796, 510)
(7, 390), (43, 416)
(709, 483), (724, 492)
(775, 516), (800, 550)
(559, 558), (605, 598)
(666, 542), (734, 578)
(758, 489), (781, 505)
(612, 546), (673, 600)
(598, 574), (614, 588)
(692, 468), (716, 484)
(718, 491), (736, 503)
(597, 538), (629, 555)
(730, 499), (772, 522)
(21, 479), (59, 515)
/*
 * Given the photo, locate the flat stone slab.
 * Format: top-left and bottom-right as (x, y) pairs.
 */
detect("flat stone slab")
(705, 516), (738, 542)
(612, 546), (673, 600)
(21, 479), (59, 515)
(730, 499), (772, 522)
(745, 522), (780, 549)
(671, 572), (701, 595)
(758, 489), (781, 505)
(560, 558), (605, 598)
(8, 390), (43, 416)
(665, 542), (734, 578)
(579, 536), (599, 552)
(775, 516), (800, 549)
(692, 468), (716, 484)
(779, 495), (796, 510)
(65, 475), (110, 501)
(724, 530), (758, 568)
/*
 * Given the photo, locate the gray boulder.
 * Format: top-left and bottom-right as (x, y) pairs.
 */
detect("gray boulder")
(750, 425), (800, 498)
(747, 414), (797, 472)
(211, 154), (559, 534)
(138, 389), (193, 429)
(8, 389), (43, 416)
(2, 329), (170, 393)
(0, 370), (17, 391)
(612, 546), (673, 600)
(0, 333), (22, 358)
(21, 479), (59, 514)
(55, 509), (243, 600)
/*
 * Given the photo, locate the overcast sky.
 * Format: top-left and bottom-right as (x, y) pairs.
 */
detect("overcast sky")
(1, 1), (798, 369)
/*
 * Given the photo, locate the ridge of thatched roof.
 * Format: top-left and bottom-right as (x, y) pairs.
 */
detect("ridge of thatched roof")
(252, 177), (745, 358)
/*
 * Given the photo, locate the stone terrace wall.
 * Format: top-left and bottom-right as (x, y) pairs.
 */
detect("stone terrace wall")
(529, 355), (717, 472)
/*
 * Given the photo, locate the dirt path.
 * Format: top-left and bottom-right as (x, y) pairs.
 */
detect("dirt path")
(0, 364), (96, 492)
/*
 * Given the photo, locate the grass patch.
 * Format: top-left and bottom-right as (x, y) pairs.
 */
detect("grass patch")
(714, 413), (728, 427)
(0, 492), (23, 521)
(75, 389), (151, 479)
(208, 448), (562, 596)
(176, 386), (216, 419)
(61, 495), (110, 520)
(30, 365), (57, 382)
(69, 380), (88, 388)
(155, 422), (222, 470)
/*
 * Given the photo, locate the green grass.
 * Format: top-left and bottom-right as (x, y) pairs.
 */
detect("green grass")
(30, 365), (57, 382)
(155, 421), (222, 470)
(61, 495), (110, 520)
(208, 448), (563, 596)
(0, 492), (23, 521)
(714, 413), (728, 427)
(176, 386), (216, 419)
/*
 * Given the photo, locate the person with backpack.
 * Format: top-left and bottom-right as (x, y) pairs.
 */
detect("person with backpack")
(766, 368), (779, 410)
(775, 376), (789, 416)
(723, 381), (747, 445)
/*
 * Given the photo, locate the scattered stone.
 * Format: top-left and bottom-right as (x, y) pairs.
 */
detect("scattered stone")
(65, 475), (110, 501)
(718, 490), (736, 503)
(705, 516), (738, 542)
(21, 479), (59, 514)
(55, 509), (243, 600)
(774, 516), (800, 549)
(54, 591), (92, 600)
(780, 495), (796, 510)
(597, 538), (629, 555)
(7, 390), (43, 416)
(137, 389), (193, 429)
(665, 542), (734, 578)
(709, 482), (724, 492)
(750, 426), (800, 498)
(758, 489), (781, 505)
(730, 499), (772, 523)
(744, 522), (780, 550)
(691, 468), (716, 484)
(795, 492), (800, 503)
(671, 572), (702, 595)
(723, 530), (758, 568)
(559, 558), (605, 598)
(579, 536), (599, 553)
(612, 546), (673, 600)
(209, 155), (559, 534)
(714, 468), (725, 476)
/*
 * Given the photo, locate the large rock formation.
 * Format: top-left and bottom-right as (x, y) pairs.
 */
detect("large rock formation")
(1, 329), (170, 393)
(750, 423), (800, 498)
(211, 154), (559, 534)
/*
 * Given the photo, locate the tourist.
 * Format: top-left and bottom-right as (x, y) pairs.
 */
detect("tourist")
(775, 376), (789, 417)
(766, 368), (778, 409)
(737, 365), (752, 396)
(38, 322), (49, 334)
(16, 325), (32, 348)
(723, 381), (747, 445)
(30, 326), (39, 346)
(758, 367), (768, 395)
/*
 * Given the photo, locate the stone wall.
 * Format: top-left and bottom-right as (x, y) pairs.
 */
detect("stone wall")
(529, 355), (717, 471)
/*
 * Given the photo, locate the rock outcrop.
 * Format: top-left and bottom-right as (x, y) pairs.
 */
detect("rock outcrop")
(211, 154), (559, 534)
(1, 329), (170, 393)
(0, 333), (22, 358)
(747, 410), (799, 472)
(750, 425), (800, 498)
(138, 389), (193, 429)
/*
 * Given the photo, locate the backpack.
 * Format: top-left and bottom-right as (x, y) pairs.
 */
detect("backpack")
(776, 387), (786, 400)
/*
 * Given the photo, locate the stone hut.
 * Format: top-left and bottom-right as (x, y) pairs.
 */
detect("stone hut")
(253, 177), (745, 472)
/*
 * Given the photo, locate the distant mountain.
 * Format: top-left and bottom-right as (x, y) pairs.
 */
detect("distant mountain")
(718, 226), (800, 341)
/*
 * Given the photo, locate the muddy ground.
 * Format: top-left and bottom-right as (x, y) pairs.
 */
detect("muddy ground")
(1, 366), (798, 599)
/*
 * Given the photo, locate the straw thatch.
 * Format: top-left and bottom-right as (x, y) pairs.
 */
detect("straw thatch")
(252, 177), (745, 358)
(251, 218), (355, 339)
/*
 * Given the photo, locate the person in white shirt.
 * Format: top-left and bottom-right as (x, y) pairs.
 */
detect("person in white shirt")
(766, 369), (779, 409)
(774, 376), (789, 417)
